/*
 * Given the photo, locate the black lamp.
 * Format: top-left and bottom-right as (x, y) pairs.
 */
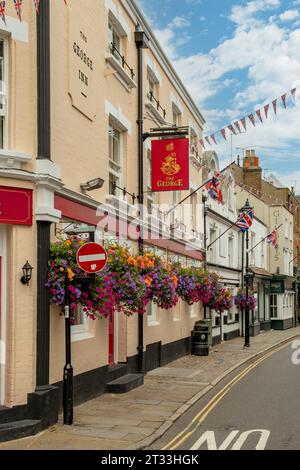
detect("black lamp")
(21, 261), (33, 286)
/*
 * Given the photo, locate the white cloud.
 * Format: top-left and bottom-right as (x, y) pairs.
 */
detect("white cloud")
(170, 16), (190, 28)
(148, 1), (300, 187)
(279, 9), (300, 21)
(230, 0), (281, 27)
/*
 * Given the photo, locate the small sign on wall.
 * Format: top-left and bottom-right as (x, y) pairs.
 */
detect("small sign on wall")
(68, 6), (97, 120)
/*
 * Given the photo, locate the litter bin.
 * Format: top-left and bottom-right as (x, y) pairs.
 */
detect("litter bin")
(191, 319), (212, 356)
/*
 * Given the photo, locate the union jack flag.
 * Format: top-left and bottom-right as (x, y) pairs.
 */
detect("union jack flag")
(236, 209), (254, 232)
(267, 229), (278, 248)
(206, 171), (223, 204)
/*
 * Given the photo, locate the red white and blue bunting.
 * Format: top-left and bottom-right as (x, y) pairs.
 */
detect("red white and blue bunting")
(0, 0), (67, 22)
(200, 88), (297, 149)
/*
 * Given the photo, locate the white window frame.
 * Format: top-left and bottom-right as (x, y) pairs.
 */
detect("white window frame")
(189, 303), (197, 318)
(108, 122), (124, 197)
(0, 37), (8, 150)
(219, 229), (227, 258)
(270, 294), (278, 319)
(71, 305), (92, 342)
(147, 301), (159, 326)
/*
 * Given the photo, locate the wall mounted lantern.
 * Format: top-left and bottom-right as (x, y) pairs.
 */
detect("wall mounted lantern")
(20, 261), (33, 286)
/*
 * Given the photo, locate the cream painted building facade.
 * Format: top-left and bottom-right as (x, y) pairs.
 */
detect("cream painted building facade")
(0, 0), (208, 436)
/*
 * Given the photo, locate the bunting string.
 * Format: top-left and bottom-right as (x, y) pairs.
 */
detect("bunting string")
(200, 87), (297, 148)
(0, 0), (67, 22)
(198, 160), (300, 214)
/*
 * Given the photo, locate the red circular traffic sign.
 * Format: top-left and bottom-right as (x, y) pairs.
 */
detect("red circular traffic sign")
(76, 243), (107, 274)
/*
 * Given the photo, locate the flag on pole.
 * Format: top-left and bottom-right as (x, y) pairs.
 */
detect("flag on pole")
(206, 172), (223, 204)
(266, 229), (278, 248)
(236, 209), (254, 232)
(0, 1), (6, 24)
(13, 0), (22, 21)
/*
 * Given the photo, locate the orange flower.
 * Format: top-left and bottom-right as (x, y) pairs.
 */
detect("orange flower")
(67, 268), (75, 281)
(144, 276), (152, 286)
(172, 275), (178, 288)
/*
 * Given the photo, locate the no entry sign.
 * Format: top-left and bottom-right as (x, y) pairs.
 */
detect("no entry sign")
(76, 243), (107, 273)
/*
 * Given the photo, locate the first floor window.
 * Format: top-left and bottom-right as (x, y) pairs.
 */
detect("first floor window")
(109, 124), (123, 196)
(270, 294), (278, 318)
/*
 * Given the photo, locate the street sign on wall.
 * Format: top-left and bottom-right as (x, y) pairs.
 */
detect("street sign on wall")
(76, 242), (107, 273)
(151, 138), (190, 192)
(0, 186), (33, 226)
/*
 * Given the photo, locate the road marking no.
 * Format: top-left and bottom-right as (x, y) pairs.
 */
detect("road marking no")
(191, 430), (270, 450)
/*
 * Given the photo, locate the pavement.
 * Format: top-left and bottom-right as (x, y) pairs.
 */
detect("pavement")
(1, 326), (300, 450)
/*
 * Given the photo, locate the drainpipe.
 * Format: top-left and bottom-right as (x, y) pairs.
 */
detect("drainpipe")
(202, 193), (208, 319)
(36, 0), (51, 390)
(135, 28), (149, 375)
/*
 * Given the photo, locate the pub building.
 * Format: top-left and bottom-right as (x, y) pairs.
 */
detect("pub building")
(0, 0), (208, 441)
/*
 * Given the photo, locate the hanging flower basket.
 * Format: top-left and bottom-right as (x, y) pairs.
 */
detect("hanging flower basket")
(234, 288), (257, 311)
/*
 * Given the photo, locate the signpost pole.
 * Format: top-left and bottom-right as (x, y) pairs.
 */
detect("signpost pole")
(63, 271), (73, 425)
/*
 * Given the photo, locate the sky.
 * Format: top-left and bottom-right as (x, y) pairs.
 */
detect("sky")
(136, 0), (300, 190)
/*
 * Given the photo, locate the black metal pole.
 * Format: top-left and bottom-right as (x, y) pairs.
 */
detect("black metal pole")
(36, 0), (52, 390)
(63, 273), (73, 425)
(244, 228), (250, 348)
(241, 231), (245, 337)
(135, 30), (148, 375)
(203, 194), (208, 320)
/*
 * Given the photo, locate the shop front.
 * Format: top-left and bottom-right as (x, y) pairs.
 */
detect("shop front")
(250, 267), (272, 333)
(270, 276), (295, 330)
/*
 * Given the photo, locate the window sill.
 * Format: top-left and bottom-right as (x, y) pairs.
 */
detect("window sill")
(105, 54), (137, 90)
(71, 331), (94, 343)
(147, 320), (160, 327)
(0, 149), (32, 169)
(145, 101), (166, 125)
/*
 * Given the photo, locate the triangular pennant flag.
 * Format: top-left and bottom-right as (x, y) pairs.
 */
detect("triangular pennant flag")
(248, 113), (256, 127)
(33, 0), (40, 14)
(272, 99), (277, 115)
(220, 128), (227, 141)
(205, 136), (212, 146)
(241, 117), (247, 131)
(199, 139), (206, 149)
(0, 1), (6, 25)
(281, 93), (287, 109)
(256, 109), (263, 123)
(64, 0), (68, 4)
(234, 121), (241, 133)
(291, 88), (297, 102)
(264, 104), (270, 119)
(210, 134), (217, 145)
(13, 0), (22, 21)
(228, 124), (237, 135)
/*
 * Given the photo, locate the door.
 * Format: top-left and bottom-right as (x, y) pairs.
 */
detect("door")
(0, 226), (6, 405)
(108, 310), (114, 365)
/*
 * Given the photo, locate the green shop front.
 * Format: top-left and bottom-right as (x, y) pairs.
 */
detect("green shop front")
(269, 275), (296, 330)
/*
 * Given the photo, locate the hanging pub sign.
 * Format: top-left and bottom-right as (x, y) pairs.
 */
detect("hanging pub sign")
(151, 138), (190, 192)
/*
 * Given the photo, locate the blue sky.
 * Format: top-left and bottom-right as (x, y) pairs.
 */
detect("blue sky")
(137, 0), (300, 189)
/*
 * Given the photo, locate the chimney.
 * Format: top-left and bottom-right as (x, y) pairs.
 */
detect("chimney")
(243, 149), (262, 191)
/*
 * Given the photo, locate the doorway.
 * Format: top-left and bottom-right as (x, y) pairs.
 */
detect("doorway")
(0, 226), (6, 406)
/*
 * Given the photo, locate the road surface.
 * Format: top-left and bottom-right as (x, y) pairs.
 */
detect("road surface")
(151, 340), (300, 450)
